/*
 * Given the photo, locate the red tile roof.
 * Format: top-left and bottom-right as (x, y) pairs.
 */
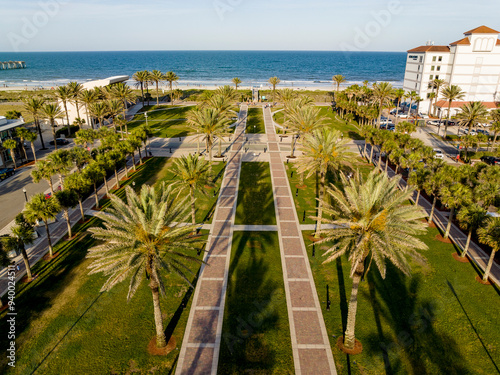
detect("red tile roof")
(434, 100), (499, 109)
(464, 26), (500, 34)
(450, 37), (471, 46)
(407, 46), (450, 53)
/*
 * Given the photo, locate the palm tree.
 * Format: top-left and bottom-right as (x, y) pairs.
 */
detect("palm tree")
(89, 102), (109, 129)
(133, 70), (150, 108)
(149, 70), (165, 106)
(372, 82), (394, 129)
(87, 184), (204, 348)
(286, 105), (325, 158)
(408, 166), (429, 204)
(232, 77), (242, 91)
(172, 89), (183, 104)
(106, 99), (124, 132)
(42, 103), (64, 149)
(55, 190), (79, 238)
(296, 129), (350, 238)
(440, 182), (472, 239)
(75, 128), (96, 151)
(109, 82), (135, 119)
(126, 136), (142, 169)
(69, 146), (91, 172)
(79, 89), (98, 129)
(187, 108), (232, 168)
(31, 160), (56, 194)
(24, 193), (61, 258)
(489, 110), (500, 151)
(456, 101), (489, 134)
(84, 162), (106, 208)
(2, 213), (35, 280)
(460, 134), (479, 162)
(457, 204), (488, 259)
(318, 169), (427, 350)
(332, 75), (346, 92)
(68, 81), (84, 121)
(441, 85), (465, 138)
(405, 90), (418, 120)
(427, 92), (436, 116)
(423, 164), (446, 224)
(23, 97), (46, 149)
(65, 171), (91, 222)
(55, 85), (73, 134)
(171, 155), (212, 226)
(268, 77), (281, 102)
(478, 216), (500, 282)
(24, 129), (38, 162)
(431, 78), (446, 117)
(393, 88), (405, 123)
(48, 149), (72, 189)
(14, 127), (31, 161)
(2, 139), (18, 168)
(165, 71), (179, 105)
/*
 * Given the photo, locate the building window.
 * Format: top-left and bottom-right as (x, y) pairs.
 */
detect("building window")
(435, 75), (439, 79)
(418, 65), (420, 71)
(432, 56), (437, 62)
(430, 75), (434, 80)
(415, 83), (418, 89)
(437, 66), (441, 71)
(416, 74), (419, 80)
(431, 66), (435, 71)
(419, 56), (423, 63)
(438, 56), (443, 62)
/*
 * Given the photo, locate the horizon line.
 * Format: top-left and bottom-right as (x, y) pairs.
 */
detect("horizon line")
(0, 49), (406, 54)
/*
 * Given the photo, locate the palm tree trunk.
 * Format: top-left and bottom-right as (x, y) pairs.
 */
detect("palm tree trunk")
(343, 262), (364, 349)
(218, 137), (222, 157)
(59, 174), (64, 190)
(138, 148), (143, 164)
(124, 158), (129, 178)
(22, 142), (28, 161)
(369, 144), (374, 162)
(290, 135), (297, 158)
(444, 206), (455, 239)
(10, 151), (17, 168)
(190, 188), (196, 227)
(64, 208), (72, 238)
(103, 176), (109, 197)
(21, 247), (32, 280)
(429, 196), (437, 224)
(483, 250), (497, 281)
(30, 142), (37, 162)
(385, 156), (389, 174)
(156, 82), (159, 106)
(461, 229), (472, 258)
(131, 152), (136, 171)
(314, 172), (326, 239)
(150, 279), (167, 347)
(94, 183), (99, 208)
(78, 199), (84, 222)
(416, 189), (421, 205)
(45, 221), (53, 257)
(52, 124), (58, 150)
(64, 101), (70, 134)
(114, 169), (120, 189)
(378, 151), (383, 171)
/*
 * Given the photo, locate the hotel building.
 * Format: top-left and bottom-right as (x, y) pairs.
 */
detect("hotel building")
(403, 26), (500, 116)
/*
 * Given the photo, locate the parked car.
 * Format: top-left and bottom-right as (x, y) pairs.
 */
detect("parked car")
(397, 113), (409, 119)
(0, 167), (15, 180)
(478, 122), (491, 127)
(462, 129), (477, 136)
(427, 120), (440, 126)
(387, 125), (396, 131)
(49, 138), (69, 146)
(433, 149), (444, 159)
(480, 156), (500, 165)
(477, 129), (490, 136)
(442, 120), (457, 126)
(418, 113), (429, 119)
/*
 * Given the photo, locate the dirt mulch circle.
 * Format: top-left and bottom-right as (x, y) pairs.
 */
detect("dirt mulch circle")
(295, 184), (307, 189)
(204, 185), (214, 189)
(428, 221), (437, 228)
(147, 335), (177, 356)
(21, 274), (39, 283)
(337, 337), (363, 355)
(452, 252), (470, 263)
(287, 155), (297, 159)
(435, 234), (452, 244)
(42, 252), (60, 262)
(308, 235), (324, 243)
(475, 275), (491, 285)
(63, 234), (79, 241)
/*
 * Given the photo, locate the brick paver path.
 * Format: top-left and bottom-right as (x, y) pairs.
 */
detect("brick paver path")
(175, 106), (248, 375)
(263, 107), (337, 375)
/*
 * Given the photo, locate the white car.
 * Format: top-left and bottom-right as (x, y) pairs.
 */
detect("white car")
(463, 129), (477, 136)
(478, 123), (491, 127)
(398, 113), (409, 118)
(418, 113), (429, 119)
(433, 149), (444, 159)
(428, 120), (440, 126)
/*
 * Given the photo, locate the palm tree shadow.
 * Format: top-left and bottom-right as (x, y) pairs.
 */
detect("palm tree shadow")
(364, 266), (470, 374)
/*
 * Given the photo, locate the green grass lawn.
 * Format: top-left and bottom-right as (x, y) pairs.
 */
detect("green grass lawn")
(218, 231), (294, 374)
(0, 157), (208, 374)
(128, 106), (195, 138)
(246, 108), (265, 134)
(303, 228), (500, 375)
(235, 162), (276, 225)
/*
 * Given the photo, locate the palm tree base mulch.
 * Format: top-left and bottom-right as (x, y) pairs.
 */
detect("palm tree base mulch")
(296, 184), (307, 189)
(147, 335), (176, 356)
(42, 252), (60, 261)
(435, 234), (452, 244)
(308, 235), (324, 243)
(287, 155), (297, 159)
(427, 221), (437, 228)
(336, 337), (363, 355)
(63, 234), (80, 241)
(16, 160), (36, 169)
(21, 274), (39, 283)
(452, 252), (470, 263)
(204, 185), (214, 189)
(475, 275), (491, 285)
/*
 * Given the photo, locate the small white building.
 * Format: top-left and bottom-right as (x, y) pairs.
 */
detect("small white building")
(0, 116), (26, 167)
(56, 75), (129, 127)
(403, 26), (500, 116)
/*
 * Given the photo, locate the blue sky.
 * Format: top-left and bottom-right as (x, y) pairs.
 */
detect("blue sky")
(1, 0), (499, 52)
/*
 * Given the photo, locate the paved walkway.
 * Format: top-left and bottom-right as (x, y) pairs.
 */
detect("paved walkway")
(264, 107), (337, 374)
(367, 145), (500, 287)
(175, 106), (247, 375)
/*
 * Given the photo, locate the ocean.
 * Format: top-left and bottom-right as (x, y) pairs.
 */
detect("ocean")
(0, 51), (406, 89)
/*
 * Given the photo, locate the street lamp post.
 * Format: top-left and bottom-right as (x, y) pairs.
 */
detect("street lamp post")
(23, 187), (27, 202)
(145, 111), (148, 127)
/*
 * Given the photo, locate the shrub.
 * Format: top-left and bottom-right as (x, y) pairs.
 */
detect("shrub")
(5, 110), (22, 119)
(56, 125), (80, 137)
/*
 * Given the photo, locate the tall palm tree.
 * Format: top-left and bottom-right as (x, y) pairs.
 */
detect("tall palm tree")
(187, 108), (232, 168)
(55, 85), (73, 133)
(165, 71), (179, 105)
(106, 99), (124, 132)
(318, 169), (427, 350)
(431, 78), (446, 117)
(74, 128), (96, 151)
(42, 103), (64, 149)
(54, 190), (79, 238)
(423, 163), (446, 224)
(456, 101), (489, 134)
(24, 129), (38, 161)
(149, 70), (165, 106)
(133, 70), (150, 108)
(405, 90), (418, 120)
(172, 88), (183, 104)
(457, 204), (488, 259)
(286, 105), (325, 158)
(24, 193), (61, 258)
(478, 216), (500, 282)
(65, 171), (91, 221)
(2, 139), (18, 168)
(171, 155), (212, 226)
(2, 214), (35, 280)
(31, 160), (56, 194)
(393, 88), (405, 123)
(87, 184), (204, 348)
(89, 102), (109, 129)
(440, 182), (472, 239)
(68, 81), (84, 120)
(79, 89), (98, 129)
(232, 77), (242, 91)
(268, 77), (281, 102)
(14, 127), (31, 161)
(109, 82), (135, 118)
(441, 85), (465, 138)
(296, 129), (350, 238)
(69, 146), (91, 172)
(48, 149), (72, 189)
(372, 82), (394, 129)
(332, 74), (346, 92)
(427, 92), (436, 116)
(23, 97), (46, 149)
(84, 162), (106, 208)
(489, 110), (500, 151)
